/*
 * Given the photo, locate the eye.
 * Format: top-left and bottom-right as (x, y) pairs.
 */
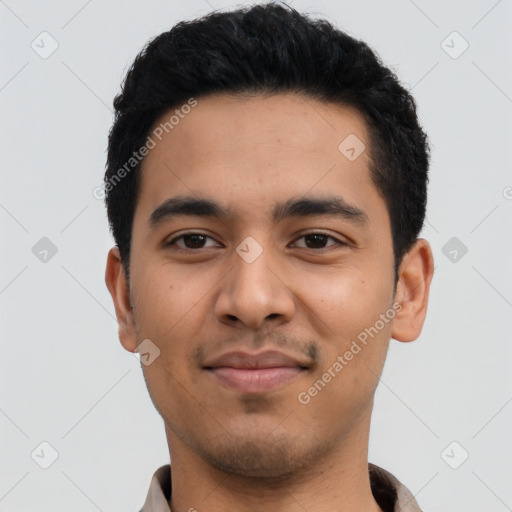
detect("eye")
(167, 232), (220, 250)
(292, 232), (346, 250)
(166, 231), (347, 251)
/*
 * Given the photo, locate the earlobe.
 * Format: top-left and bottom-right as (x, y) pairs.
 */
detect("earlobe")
(391, 238), (435, 343)
(105, 247), (138, 353)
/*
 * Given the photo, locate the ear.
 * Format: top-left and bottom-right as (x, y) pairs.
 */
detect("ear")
(105, 247), (137, 353)
(391, 238), (435, 343)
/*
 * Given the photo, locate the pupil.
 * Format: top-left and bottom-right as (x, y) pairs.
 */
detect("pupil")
(185, 235), (205, 248)
(306, 234), (326, 248)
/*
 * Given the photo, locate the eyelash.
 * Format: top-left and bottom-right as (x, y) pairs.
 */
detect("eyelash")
(166, 231), (347, 251)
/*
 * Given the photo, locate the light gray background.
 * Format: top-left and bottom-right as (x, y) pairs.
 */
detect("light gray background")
(1, 1), (511, 511)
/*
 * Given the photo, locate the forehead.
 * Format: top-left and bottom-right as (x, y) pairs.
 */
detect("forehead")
(145, 92), (370, 164)
(134, 92), (385, 228)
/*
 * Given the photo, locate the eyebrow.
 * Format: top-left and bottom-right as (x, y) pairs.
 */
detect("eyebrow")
(148, 195), (369, 229)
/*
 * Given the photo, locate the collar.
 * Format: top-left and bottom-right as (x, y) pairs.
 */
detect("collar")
(139, 462), (422, 512)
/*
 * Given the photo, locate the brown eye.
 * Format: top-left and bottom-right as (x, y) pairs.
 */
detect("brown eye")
(167, 233), (219, 250)
(293, 232), (345, 250)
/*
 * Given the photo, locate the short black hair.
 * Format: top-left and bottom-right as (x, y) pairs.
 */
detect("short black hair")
(105, 1), (430, 285)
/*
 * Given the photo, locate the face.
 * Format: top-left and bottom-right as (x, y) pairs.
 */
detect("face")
(106, 92), (433, 478)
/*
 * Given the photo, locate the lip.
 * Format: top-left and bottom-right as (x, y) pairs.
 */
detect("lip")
(203, 350), (309, 394)
(203, 349), (308, 369)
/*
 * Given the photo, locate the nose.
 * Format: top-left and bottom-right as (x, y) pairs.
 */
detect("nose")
(214, 241), (296, 330)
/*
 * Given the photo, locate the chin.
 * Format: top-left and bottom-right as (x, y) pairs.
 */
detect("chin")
(195, 432), (327, 480)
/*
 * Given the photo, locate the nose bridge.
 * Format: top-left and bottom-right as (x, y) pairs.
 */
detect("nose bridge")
(214, 234), (294, 328)
(235, 240), (275, 297)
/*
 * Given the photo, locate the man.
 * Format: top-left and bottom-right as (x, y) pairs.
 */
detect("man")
(104, 2), (434, 511)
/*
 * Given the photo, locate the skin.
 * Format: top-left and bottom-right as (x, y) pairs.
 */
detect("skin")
(105, 92), (434, 512)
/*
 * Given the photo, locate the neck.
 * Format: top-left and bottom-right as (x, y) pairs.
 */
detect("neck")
(165, 408), (383, 512)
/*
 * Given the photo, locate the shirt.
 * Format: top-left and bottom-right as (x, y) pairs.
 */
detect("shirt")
(139, 462), (422, 511)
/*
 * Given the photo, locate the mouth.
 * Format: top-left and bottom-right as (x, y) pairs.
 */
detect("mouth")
(203, 350), (309, 394)
(206, 366), (307, 393)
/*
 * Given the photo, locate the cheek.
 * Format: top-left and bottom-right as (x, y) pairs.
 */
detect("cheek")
(131, 274), (198, 397)
(296, 275), (393, 428)
(297, 263), (393, 397)
(301, 265), (389, 339)
(135, 271), (203, 413)
(134, 262), (201, 337)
